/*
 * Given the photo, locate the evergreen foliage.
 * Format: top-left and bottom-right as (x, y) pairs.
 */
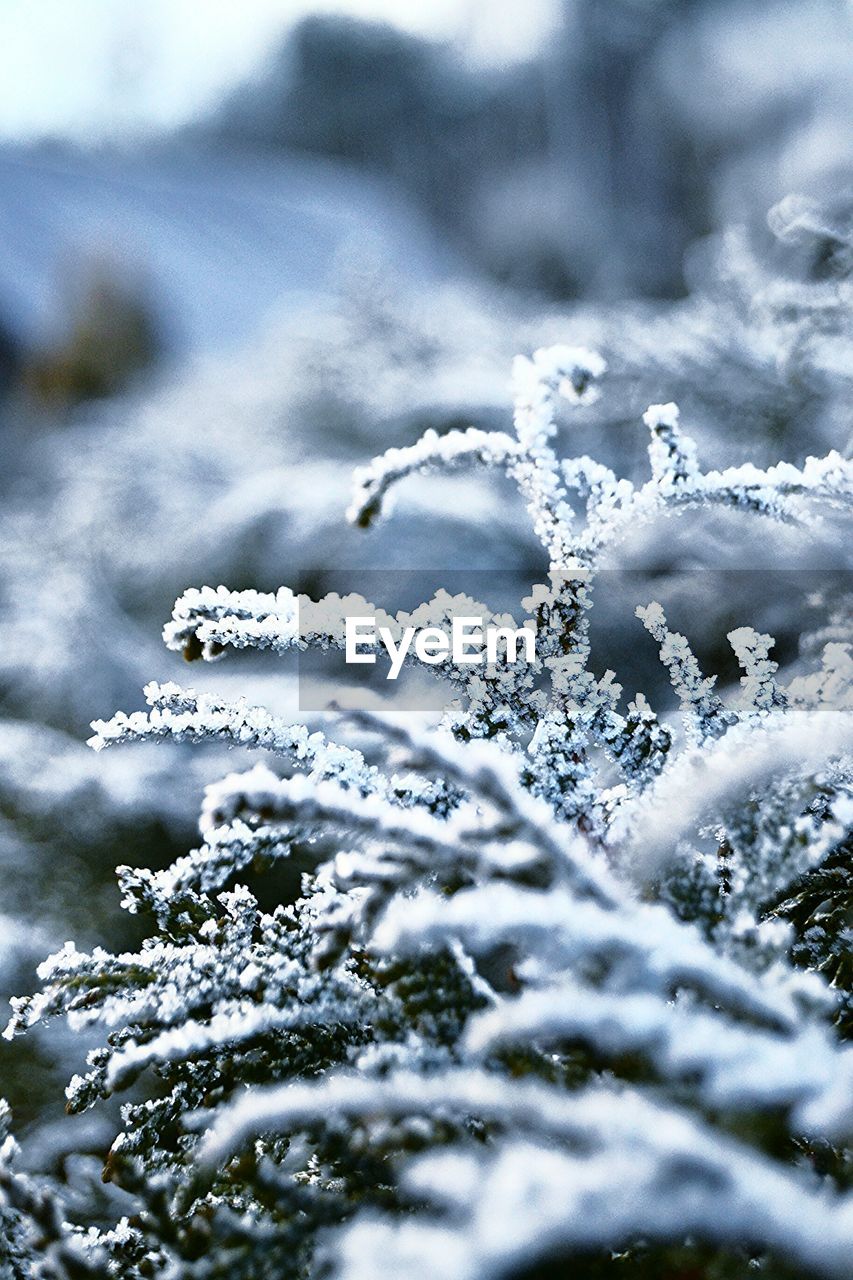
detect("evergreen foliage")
(1, 331), (851, 1279)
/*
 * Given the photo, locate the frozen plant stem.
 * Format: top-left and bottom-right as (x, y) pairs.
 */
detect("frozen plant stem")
(3, 341), (852, 1280)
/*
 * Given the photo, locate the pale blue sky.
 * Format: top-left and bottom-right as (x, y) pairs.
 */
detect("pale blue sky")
(0, 0), (558, 143)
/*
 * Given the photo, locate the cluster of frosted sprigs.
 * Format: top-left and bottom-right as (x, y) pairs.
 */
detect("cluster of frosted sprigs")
(2, 345), (852, 1280)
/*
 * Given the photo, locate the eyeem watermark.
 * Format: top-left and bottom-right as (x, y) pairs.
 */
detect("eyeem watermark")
(345, 615), (536, 680)
(296, 567), (851, 712)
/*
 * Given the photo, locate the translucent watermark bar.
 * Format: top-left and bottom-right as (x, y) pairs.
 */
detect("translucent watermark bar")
(295, 568), (851, 712)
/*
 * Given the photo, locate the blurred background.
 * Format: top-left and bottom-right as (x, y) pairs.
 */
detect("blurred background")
(0, 0), (851, 1155)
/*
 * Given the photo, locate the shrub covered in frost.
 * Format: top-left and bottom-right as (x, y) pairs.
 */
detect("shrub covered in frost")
(1, 339), (851, 1279)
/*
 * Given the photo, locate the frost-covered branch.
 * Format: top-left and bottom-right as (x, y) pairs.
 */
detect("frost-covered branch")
(199, 1071), (853, 1279)
(347, 427), (521, 528)
(8, 332), (852, 1280)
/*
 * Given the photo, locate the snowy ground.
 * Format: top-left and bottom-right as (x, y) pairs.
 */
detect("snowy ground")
(0, 142), (457, 359)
